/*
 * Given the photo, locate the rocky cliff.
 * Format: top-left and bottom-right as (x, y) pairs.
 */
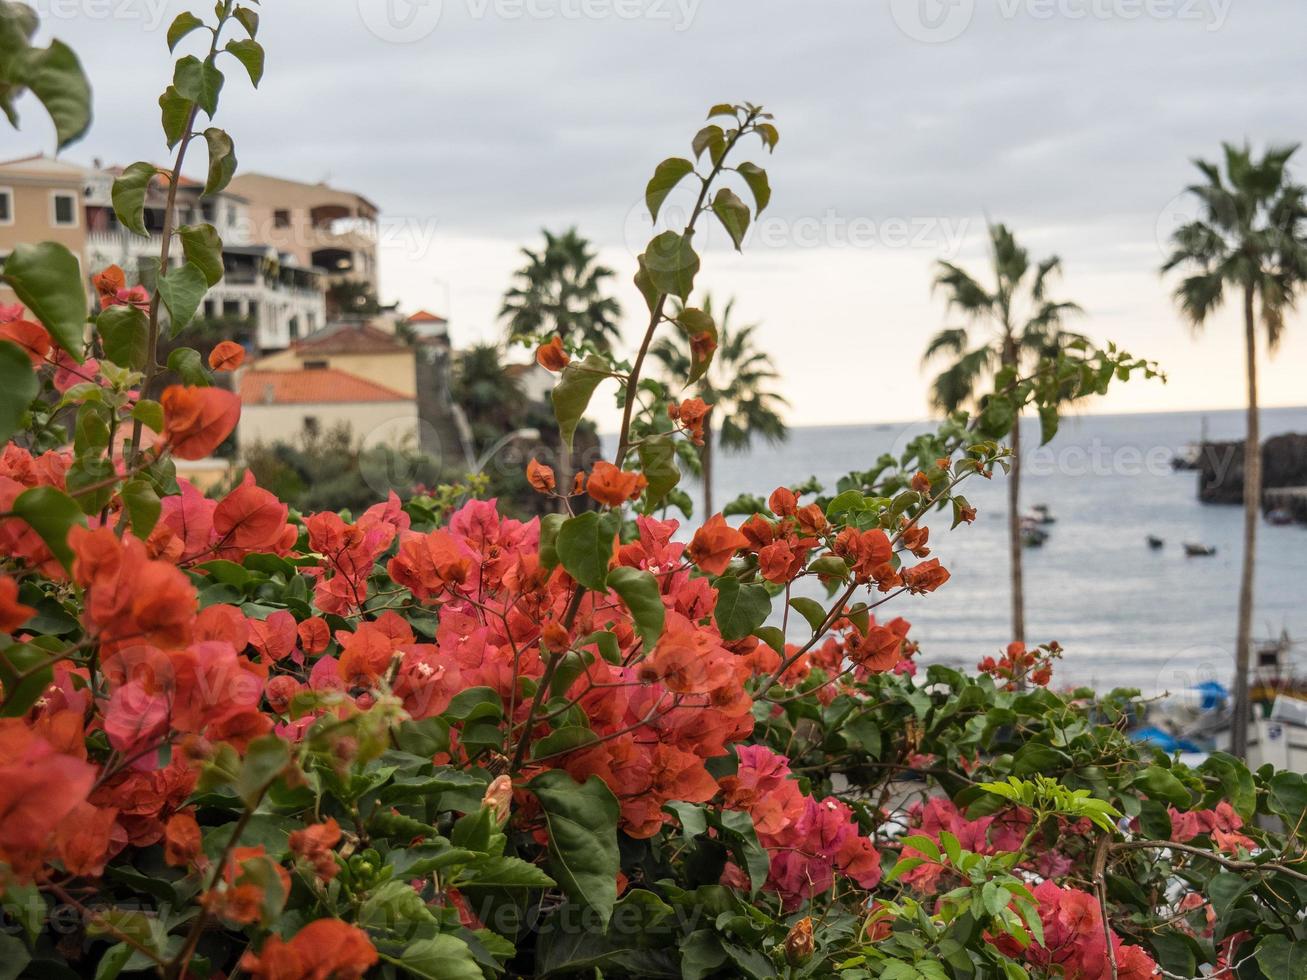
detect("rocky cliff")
(1196, 432), (1307, 504)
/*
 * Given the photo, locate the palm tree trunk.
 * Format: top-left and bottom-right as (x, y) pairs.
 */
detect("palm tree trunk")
(701, 417), (715, 517)
(1230, 284), (1260, 760)
(1003, 338), (1026, 649)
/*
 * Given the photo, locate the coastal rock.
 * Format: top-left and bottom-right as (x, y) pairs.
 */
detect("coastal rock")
(1196, 432), (1307, 505)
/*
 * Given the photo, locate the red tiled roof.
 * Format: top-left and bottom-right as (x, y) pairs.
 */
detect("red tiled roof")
(406, 309), (446, 323)
(239, 368), (411, 405)
(291, 322), (408, 355)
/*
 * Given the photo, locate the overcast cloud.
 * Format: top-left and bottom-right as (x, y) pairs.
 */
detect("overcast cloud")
(11, 0), (1307, 426)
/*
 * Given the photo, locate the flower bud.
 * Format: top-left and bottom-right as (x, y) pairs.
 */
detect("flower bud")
(784, 916), (814, 965)
(482, 774), (512, 826)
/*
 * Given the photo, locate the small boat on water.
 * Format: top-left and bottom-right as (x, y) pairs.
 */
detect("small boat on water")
(1267, 509), (1295, 526)
(1029, 503), (1056, 525)
(1183, 542), (1216, 557)
(1146, 535), (1165, 549)
(1020, 516), (1049, 548)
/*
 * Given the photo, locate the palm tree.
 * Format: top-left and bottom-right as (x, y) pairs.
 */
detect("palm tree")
(1162, 143), (1307, 759)
(452, 343), (525, 456)
(651, 295), (788, 516)
(922, 223), (1084, 647)
(500, 228), (622, 352)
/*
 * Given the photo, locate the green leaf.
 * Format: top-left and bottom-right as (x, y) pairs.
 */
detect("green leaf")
(235, 735), (290, 807)
(225, 38), (264, 87)
(691, 124), (724, 162)
(67, 454), (115, 515)
(538, 512), (564, 570)
(97, 304), (149, 371)
(110, 162), (156, 237)
(606, 566), (665, 651)
(1257, 935), (1307, 980)
(637, 434), (680, 508)
(0, 642), (54, 717)
(158, 262), (208, 336)
(131, 398), (164, 433)
(173, 55), (223, 117)
(736, 161), (771, 213)
(234, 6), (260, 37)
(167, 11), (206, 51)
(178, 223), (224, 286)
(166, 346), (213, 386)
(1268, 772), (1307, 836)
(158, 87), (192, 149)
(93, 942), (132, 980)
(12, 486), (84, 570)
(1038, 403), (1059, 445)
(551, 352), (607, 450)
(556, 510), (619, 592)
(121, 479), (161, 539)
(2, 242), (88, 360)
(713, 575), (771, 641)
(0, 341), (37, 443)
(465, 854), (555, 889)
(645, 157), (694, 222)
(789, 596), (827, 633)
(16, 39), (91, 151)
(1132, 765), (1191, 809)
(203, 127), (237, 194)
(0, 934), (31, 980)
(711, 187), (750, 250)
(529, 770), (620, 929)
(642, 232), (699, 302)
(398, 936), (483, 980)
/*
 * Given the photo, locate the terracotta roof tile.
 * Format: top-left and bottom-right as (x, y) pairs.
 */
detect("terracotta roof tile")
(239, 368), (411, 405)
(291, 323), (408, 355)
(406, 309), (446, 323)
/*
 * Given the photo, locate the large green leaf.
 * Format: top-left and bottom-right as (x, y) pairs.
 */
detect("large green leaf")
(0, 642), (54, 717)
(398, 936), (483, 980)
(12, 486), (84, 570)
(637, 434), (680, 508)
(158, 86), (192, 148)
(645, 156), (694, 222)
(606, 566), (665, 651)
(225, 38), (264, 87)
(1256, 935), (1307, 980)
(736, 161), (771, 213)
(173, 55), (223, 116)
(551, 353), (607, 450)
(642, 231), (699, 302)
(178, 223), (224, 286)
(203, 127), (237, 194)
(2, 241), (87, 359)
(711, 187), (750, 251)
(529, 770), (620, 929)
(1131, 765), (1191, 809)
(0, 933), (31, 980)
(713, 575), (771, 641)
(0, 340), (36, 443)
(166, 11), (205, 51)
(158, 262), (208, 336)
(1268, 771), (1307, 837)
(97, 304), (150, 370)
(556, 510), (620, 592)
(14, 38), (91, 150)
(111, 162), (157, 237)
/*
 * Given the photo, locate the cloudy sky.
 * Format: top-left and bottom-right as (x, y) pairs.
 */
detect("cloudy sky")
(15, 0), (1307, 427)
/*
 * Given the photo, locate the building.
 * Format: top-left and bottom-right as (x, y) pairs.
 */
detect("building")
(226, 173), (379, 302)
(253, 321), (416, 395)
(1, 154), (328, 352)
(237, 366), (418, 450)
(0, 155), (88, 302)
(84, 165), (325, 351)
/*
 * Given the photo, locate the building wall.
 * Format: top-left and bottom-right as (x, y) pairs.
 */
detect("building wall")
(0, 169), (88, 304)
(254, 350), (416, 396)
(239, 400), (420, 450)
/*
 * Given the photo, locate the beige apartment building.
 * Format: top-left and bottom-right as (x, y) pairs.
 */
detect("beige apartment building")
(0, 155), (89, 302)
(226, 173), (380, 298)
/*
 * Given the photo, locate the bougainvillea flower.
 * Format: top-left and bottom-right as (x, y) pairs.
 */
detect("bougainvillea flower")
(161, 385), (241, 460)
(239, 918), (378, 980)
(208, 340), (246, 371)
(687, 513), (749, 575)
(586, 461), (646, 507)
(0, 574), (34, 632)
(535, 335), (570, 371)
(526, 457), (556, 493)
(0, 318), (51, 366)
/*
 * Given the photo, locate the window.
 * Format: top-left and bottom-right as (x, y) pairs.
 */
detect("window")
(0, 188), (12, 225)
(201, 201), (215, 222)
(203, 299), (216, 319)
(227, 206), (238, 227)
(222, 300), (242, 317)
(303, 359), (329, 370)
(51, 192), (78, 227)
(274, 209), (291, 228)
(303, 416), (320, 437)
(288, 316), (300, 340)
